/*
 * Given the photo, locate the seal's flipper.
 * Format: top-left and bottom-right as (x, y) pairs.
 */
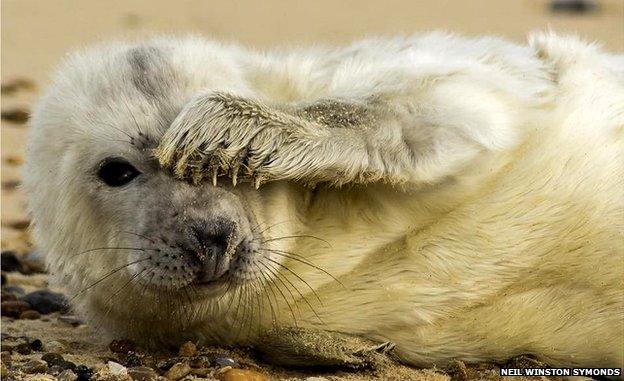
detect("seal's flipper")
(256, 327), (395, 369)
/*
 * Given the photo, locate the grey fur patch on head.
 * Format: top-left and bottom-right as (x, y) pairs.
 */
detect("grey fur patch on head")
(127, 46), (176, 100)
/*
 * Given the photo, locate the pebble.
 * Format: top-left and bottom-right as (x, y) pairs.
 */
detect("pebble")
(76, 364), (94, 381)
(59, 315), (84, 326)
(190, 368), (211, 377)
(217, 369), (269, 381)
(127, 366), (158, 381)
(1, 362), (7, 378)
(42, 352), (76, 370)
(22, 359), (49, 374)
(28, 375), (57, 381)
(177, 341), (196, 357)
(0, 77), (35, 94)
(1, 351), (11, 364)
(188, 356), (211, 368)
(46, 340), (68, 353)
(163, 362), (191, 380)
(20, 289), (69, 314)
(107, 361), (128, 376)
(550, 0), (597, 13)
(108, 339), (136, 354)
(58, 369), (79, 381)
(155, 358), (177, 371)
(3, 285), (25, 296)
(42, 353), (65, 365)
(15, 342), (32, 354)
(1, 108), (29, 124)
(20, 309), (42, 319)
(119, 352), (142, 367)
(29, 339), (44, 351)
(1, 251), (24, 272)
(0, 290), (17, 301)
(1, 300), (32, 317)
(91, 368), (132, 381)
(215, 357), (238, 368)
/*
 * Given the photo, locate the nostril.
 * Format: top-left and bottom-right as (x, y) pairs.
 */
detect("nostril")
(184, 220), (237, 283)
(189, 221), (234, 256)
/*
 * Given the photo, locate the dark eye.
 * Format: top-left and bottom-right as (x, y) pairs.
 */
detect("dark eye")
(97, 158), (141, 187)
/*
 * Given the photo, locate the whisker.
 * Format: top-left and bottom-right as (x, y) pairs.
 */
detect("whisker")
(263, 257), (324, 324)
(71, 257), (152, 301)
(71, 247), (159, 258)
(252, 219), (292, 236)
(118, 231), (157, 244)
(258, 248), (344, 287)
(252, 263), (278, 325)
(262, 234), (331, 248)
(264, 257), (323, 305)
(258, 260), (298, 326)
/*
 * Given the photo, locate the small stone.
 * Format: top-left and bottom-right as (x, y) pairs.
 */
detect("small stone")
(46, 340), (68, 353)
(29, 339), (44, 351)
(119, 352), (141, 367)
(0, 78), (35, 94)
(1, 251), (24, 272)
(217, 369), (268, 381)
(58, 369), (79, 381)
(42, 352), (65, 365)
(1, 362), (7, 378)
(1, 290), (17, 301)
(214, 357), (238, 368)
(59, 315), (84, 326)
(188, 356), (210, 368)
(2, 285), (25, 296)
(20, 309), (42, 319)
(1, 300), (32, 317)
(177, 342), (196, 357)
(42, 352), (76, 370)
(155, 359), (176, 371)
(61, 360), (78, 371)
(92, 367), (132, 381)
(15, 341), (32, 354)
(1, 108), (29, 124)
(1, 351), (11, 364)
(108, 339), (136, 354)
(49, 365), (65, 375)
(76, 364), (94, 381)
(108, 361), (128, 376)
(23, 359), (49, 374)
(127, 367), (158, 381)
(550, 0), (597, 13)
(20, 290), (69, 314)
(29, 375), (57, 381)
(190, 368), (211, 377)
(163, 362), (191, 380)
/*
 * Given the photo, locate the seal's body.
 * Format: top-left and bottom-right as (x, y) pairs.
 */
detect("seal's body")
(25, 32), (623, 368)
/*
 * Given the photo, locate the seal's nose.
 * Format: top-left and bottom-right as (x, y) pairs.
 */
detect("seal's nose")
(187, 219), (236, 282)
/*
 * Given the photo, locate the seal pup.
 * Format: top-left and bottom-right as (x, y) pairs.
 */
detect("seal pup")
(24, 32), (623, 369)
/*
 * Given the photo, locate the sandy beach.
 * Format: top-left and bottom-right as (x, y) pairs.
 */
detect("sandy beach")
(1, 1), (622, 380)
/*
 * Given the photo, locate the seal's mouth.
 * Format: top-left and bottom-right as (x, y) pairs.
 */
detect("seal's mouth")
(193, 268), (230, 286)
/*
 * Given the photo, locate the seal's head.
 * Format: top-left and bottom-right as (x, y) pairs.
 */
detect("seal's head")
(24, 38), (309, 344)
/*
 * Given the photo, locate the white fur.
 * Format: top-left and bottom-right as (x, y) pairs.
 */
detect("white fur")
(24, 31), (623, 368)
